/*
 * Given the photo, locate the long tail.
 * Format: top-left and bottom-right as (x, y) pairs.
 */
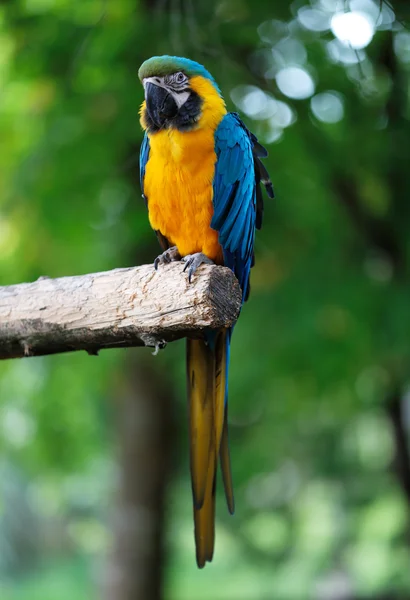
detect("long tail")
(186, 329), (234, 568)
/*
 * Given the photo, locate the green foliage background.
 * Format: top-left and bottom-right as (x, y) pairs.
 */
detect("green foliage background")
(1, 0), (410, 598)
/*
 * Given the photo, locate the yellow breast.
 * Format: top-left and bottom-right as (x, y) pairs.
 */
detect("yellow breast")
(142, 76), (227, 262)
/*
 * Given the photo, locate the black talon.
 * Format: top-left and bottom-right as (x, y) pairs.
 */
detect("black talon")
(182, 252), (214, 283)
(154, 246), (181, 270)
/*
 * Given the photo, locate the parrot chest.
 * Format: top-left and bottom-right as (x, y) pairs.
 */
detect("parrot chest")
(144, 128), (223, 262)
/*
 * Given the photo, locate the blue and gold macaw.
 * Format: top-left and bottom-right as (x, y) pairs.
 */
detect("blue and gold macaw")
(138, 56), (273, 568)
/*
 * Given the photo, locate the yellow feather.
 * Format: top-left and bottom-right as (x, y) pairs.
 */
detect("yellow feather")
(186, 339), (215, 510)
(187, 331), (234, 567)
(220, 407), (235, 515)
(187, 338), (216, 568)
(214, 330), (227, 454)
(141, 76), (227, 262)
(193, 445), (216, 568)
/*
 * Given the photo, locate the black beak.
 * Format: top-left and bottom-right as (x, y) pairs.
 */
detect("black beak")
(145, 82), (178, 128)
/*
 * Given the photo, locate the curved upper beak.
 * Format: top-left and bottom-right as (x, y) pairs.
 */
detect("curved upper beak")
(144, 81), (178, 128)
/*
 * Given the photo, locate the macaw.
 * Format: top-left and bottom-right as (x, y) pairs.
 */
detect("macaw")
(138, 55), (273, 568)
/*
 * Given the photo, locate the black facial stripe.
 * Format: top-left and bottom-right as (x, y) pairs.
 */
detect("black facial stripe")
(173, 90), (202, 131)
(143, 89), (202, 133)
(172, 87), (190, 94)
(165, 81), (189, 91)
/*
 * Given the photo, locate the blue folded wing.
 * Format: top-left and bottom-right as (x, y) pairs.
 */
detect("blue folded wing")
(211, 113), (258, 302)
(140, 132), (150, 203)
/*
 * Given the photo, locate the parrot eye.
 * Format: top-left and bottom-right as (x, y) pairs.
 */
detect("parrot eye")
(175, 71), (187, 84)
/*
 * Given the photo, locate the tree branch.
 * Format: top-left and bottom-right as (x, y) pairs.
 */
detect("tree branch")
(0, 263), (242, 359)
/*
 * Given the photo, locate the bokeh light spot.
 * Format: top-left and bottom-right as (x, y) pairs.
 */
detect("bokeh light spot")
(331, 11), (374, 50)
(310, 92), (344, 123)
(257, 19), (288, 44)
(298, 7), (331, 32)
(276, 67), (315, 100)
(274, 38), (307, 65)
(230, 85), (277, 119)
(394, 32), (410, 64)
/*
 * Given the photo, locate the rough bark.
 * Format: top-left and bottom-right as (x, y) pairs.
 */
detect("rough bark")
(0, 263), (242, 359)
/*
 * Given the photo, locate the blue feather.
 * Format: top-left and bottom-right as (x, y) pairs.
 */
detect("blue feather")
(211, 184), (237, 231)
(211, 113), (258, 304)
(140, 133), (150, 200)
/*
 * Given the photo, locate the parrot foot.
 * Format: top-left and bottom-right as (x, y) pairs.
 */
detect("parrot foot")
(182, 253), (214, 283)
(154, 246), (181, 270)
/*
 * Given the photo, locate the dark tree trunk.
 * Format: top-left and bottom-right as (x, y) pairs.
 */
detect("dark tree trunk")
(386, 387), (410, 542)
(103, 352), (175, 600)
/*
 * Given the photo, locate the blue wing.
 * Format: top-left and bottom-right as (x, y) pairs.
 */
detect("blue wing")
(211, 113), (273, 302)
(140, 132), (150, 203)
(210, 114), (273, 512)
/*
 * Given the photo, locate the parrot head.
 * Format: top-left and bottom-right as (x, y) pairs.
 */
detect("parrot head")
(138, 55), (223, 133)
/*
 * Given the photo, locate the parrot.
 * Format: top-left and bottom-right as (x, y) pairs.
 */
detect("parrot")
(138, 55), (273, 568)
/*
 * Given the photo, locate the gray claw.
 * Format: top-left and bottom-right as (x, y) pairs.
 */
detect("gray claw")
(154, 246), (181, 270)
(182, 253), (214, 283)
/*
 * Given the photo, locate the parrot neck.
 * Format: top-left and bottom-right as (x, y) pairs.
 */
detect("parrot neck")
(188, 75), (227, 132)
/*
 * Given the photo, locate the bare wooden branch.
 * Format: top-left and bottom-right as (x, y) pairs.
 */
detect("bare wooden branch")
(0, 264), (242, 360)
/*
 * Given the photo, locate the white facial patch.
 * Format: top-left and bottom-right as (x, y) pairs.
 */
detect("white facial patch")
(143, 77), (190, 108)
(143, 76), (165, 90)
(171, 91), (190, 108)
